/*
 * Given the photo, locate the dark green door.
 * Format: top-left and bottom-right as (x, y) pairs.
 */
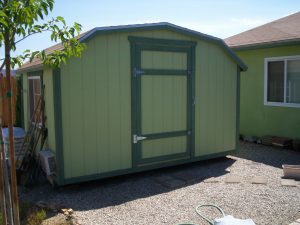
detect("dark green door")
(130, 36), (196, 167)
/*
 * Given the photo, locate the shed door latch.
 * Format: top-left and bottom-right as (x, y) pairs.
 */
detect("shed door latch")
(133, 134), (147, 144)
(133, 68), (145, 77)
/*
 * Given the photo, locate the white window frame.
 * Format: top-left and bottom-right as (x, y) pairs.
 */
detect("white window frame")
(264, 55), (300, 108)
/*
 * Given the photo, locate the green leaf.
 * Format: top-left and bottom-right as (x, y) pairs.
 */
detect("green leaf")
(1, 0), (85, 69)
(56, 16), (66, 25)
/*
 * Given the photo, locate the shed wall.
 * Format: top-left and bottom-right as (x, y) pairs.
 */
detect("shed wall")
(195, 41), (237, 156)
(43, 68), (56, 151)
(21, 68), (56, 151)
(60, 29), (238, 179)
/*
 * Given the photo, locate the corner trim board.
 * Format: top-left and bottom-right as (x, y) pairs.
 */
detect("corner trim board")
(53, 68), (65, 185)
(236, 66), (241, 150)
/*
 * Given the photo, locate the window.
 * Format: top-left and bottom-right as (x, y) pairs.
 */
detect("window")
(264, 56), (300, 108)
(28, 76), (42, 123)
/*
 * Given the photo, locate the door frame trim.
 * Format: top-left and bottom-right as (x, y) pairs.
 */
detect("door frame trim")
(129, 36), (196, 168)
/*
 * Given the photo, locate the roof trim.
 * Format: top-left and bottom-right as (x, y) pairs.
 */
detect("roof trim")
(18, 22), (247, 72)
(79, 22), (247, 71)
(228, 38), (300, 51)
(17, 64), (44, 73)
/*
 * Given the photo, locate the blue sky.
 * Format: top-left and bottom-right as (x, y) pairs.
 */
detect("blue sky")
(5, 0), (300, 59)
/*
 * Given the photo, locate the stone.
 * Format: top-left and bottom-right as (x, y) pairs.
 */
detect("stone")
(36, 200), (47, 208)
(281, 179), (297, 187)
(49, 203), (59, 212)
(225, 176), (242, 183)
(243, 135), (258, 143)
(251, 176), (268, 184)
(76, 219), (83, 225)
(225, 168), (231, 172)
(67, 208), (74, 214)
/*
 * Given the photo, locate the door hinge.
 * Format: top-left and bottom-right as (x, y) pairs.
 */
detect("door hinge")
(133, 68), (145, 77)
(133, 134), (147, 144)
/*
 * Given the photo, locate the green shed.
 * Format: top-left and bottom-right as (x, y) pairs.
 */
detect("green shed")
(17, 22), (247, 185)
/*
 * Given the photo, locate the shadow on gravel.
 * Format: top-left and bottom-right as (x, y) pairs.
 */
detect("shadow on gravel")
(234, 141), (300, 168)
(21, 156), (235, 212)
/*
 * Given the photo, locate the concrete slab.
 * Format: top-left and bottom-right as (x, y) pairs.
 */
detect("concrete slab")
(251, 176), (268, 184)
(281, 179), (297, 187)
(203, 177), (219, 183)
(288, 222), (300, 225)
(225, 176), (242, 183)
(172, 172), (201, 182)
(158, 178), (186, 189)
(154, 175), (174, 183)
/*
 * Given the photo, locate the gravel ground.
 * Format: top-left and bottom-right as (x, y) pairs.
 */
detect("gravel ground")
(21, 142), (300, 225)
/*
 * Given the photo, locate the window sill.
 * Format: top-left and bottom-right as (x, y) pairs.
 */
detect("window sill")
(264, 101), (300, 108)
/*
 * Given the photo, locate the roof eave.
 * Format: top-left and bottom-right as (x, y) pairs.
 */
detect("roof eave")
(16, 63), (43, 73)
(229, 38), (300, 51)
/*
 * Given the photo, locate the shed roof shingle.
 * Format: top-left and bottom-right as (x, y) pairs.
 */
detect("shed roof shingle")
(225, 12), (300, 49)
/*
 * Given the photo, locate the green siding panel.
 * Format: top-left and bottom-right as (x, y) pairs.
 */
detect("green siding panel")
(43, 68), (56, 152)
(195, 41), (237, 156)
(236, 45), (300, 139)
(59, 29), (238, 180)
(141, 51), (187, 70)
(61, 33), (132, 179)
(142, 136), (186, 159)
(141, 75), (187, 134)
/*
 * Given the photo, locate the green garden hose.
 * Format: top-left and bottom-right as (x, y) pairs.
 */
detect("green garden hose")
(176, 204), (226, 225)
(195, 204), (226, 225)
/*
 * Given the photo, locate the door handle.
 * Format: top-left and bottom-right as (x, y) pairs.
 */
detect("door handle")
(133, 134), (147, 144)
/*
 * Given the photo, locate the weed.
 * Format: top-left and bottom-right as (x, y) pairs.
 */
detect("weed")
(26, 208), (46, 225)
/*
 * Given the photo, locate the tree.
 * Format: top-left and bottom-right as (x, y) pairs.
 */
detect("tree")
(0, 0), (85, 69)
(0, 1), (85, 224)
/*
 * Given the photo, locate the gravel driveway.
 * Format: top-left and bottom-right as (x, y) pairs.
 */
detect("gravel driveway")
(21, 142), (300, 225)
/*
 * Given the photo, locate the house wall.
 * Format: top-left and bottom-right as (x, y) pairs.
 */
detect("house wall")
(60, 29), (238, 180)
(236, 45), (300, 139)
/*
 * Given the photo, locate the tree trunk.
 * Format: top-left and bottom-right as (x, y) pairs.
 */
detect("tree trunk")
(4, 27), (20, 225)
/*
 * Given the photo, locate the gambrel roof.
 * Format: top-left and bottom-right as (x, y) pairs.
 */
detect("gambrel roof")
(18, 22), (247, 72)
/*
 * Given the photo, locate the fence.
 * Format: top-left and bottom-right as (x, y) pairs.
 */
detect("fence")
(0, 74), (17, 127)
